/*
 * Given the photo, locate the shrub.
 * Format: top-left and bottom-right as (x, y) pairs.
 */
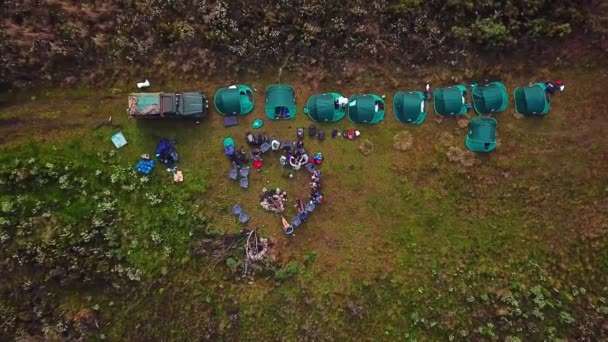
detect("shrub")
(472, 19), (513, 48)
(158, 21), (196, 43)
(304, 251), (317, 264)
(226, 257), (239, 270)
(275, 261), (301, 281)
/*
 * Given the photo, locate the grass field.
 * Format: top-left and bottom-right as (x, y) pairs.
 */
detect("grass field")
(1, 65), (607, 340)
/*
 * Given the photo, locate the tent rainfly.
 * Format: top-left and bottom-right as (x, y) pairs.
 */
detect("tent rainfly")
(304, 93), (346, 122)
(514, 83), (551, 116)
(347, 94), (385, 124)
(433, 85), (468, 116)
(265, 84), (297, 120)
(465, 117), (497, 153)
(214, 84), (255, 116)
(393, 90), (427, 125)
(472, 81), (509, 115)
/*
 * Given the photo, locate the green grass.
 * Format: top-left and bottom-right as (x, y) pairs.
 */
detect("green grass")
(1, 66), (607, 340)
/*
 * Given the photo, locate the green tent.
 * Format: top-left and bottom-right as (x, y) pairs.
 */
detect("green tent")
(466, 117), (497, 152)
(514, 83), (550, 116)
(433, 85), (468, 116)
(347, 94), (385, 124)
(303, 93), (346, 122)
(265, 84), (296, 120)
(472, 81), (509, 115)
(393, 90), (427, 125)
(214, 84), (254, 116)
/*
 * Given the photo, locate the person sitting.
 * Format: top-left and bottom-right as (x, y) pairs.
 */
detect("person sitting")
(423, 84), (432, 101)
(336, 96), (349, 109)
(251, 148), (262, 161)
(310, 192), (323, 205)
(545, 80), (565, 95)
(289, 155), (300, 170)
(271, 139), (281, 151)
(246, 132), (255, 145)
(346, 129), (361, 140)
(236, 147), (247, 165)
(295, 199), (304, 213)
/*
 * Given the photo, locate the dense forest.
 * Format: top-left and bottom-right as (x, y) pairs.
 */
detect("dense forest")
(1, 0), (607, 88)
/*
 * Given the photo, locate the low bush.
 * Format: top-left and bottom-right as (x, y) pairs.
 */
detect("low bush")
(275, 261), (301, 281)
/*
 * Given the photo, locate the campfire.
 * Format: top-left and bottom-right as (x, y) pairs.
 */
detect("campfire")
(259, 187), (287, 213)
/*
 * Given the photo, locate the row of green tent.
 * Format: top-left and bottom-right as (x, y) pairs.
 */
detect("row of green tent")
(214, 83), (553, 153)
(214, 84), (384, 123)
(214, 82), (552, 122)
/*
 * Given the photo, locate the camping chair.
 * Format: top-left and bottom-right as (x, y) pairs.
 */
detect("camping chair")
(239, 177), (249, 188)
(305, 163), (316, 173)
(223, 115), (238, 127)
(305, 202), (315, 213)
(291, 215), (302, 228)
(238, 212), (249, 224)
(280, 141), (293, 150)
(228, 169), (238, 180)
(239, 167), (250, 178)
(260, 142), (271, 154)
(232, 204), (243, 215)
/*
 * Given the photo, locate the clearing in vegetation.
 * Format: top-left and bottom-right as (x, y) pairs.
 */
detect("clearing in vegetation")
(1, 64), (607, 340)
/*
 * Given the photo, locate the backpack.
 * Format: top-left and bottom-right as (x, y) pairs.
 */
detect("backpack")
(308, 124), (316, 137)
(317, 129), (325, 141)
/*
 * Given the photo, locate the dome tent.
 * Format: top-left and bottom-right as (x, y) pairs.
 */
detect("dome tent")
(465, 117), (497, 153)
(393, 90), (427, 125)
(471, 81), (509, 115)
(304, 93), (346, 122)
(514, 83), (551, 116)
(214, 84), (255, 116)
(347, 94), (385, 124)
(433, 85), (468, 116)
(265, 84), (297, 120)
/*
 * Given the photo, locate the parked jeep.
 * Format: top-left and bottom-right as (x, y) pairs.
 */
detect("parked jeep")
(128, 92), (208, 119)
